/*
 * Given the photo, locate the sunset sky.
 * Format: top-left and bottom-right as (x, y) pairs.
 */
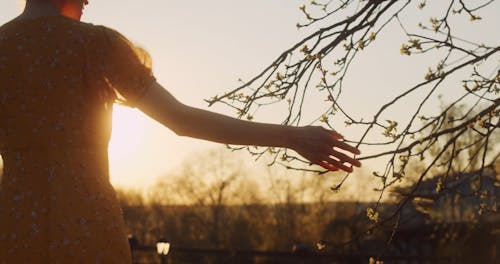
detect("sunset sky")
(1, 1), (498, 193)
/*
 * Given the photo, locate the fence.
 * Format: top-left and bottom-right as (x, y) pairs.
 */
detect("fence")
(130, 245), (453, 264)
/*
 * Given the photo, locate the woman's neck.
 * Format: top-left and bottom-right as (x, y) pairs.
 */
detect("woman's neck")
(18, 0), (62, 20)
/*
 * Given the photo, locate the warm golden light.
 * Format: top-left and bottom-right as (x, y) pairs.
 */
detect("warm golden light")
(156, 242), (170, 255)
(108, 106), (146, 163)
(16, 0), (25, 11)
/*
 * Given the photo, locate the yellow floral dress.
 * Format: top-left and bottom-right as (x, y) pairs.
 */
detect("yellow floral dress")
(0, 16), (155, 263)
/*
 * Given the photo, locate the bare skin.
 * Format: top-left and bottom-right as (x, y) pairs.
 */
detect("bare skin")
(16, 0), (362, 172)
(138, 82), (361, 172)
(19, 0), (88, 20)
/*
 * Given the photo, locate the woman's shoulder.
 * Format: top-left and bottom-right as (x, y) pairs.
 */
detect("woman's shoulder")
(0, 16), (110, 35)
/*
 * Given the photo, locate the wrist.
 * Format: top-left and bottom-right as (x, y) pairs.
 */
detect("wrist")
(282, 125), (302, 150)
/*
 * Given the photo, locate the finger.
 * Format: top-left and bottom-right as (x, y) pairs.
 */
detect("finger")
(322, 156), (353, 173)
(320, 127), (343, 140)
(329, 149), (362, 167)
(319, 161), (339, 172)
(311, 158), (338, 171)
(317, 126), (342, 139)
(329, 130), (344, 140)
(329, 138), (361, 155)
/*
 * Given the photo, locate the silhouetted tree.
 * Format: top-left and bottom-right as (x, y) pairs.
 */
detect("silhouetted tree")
(208, 0), (499, 253)
(115, 188), (152, 244)
(147, 149), (264, 249)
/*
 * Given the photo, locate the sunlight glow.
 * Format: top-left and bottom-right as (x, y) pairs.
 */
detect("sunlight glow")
(108, 106), (146, 163)
(16, 0), (24, 11)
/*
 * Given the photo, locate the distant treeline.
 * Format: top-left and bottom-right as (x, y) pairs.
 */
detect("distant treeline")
(117, 189), (498, 264)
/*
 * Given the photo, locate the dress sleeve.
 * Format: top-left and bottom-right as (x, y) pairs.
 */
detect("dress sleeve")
(100, 26), (156, 107)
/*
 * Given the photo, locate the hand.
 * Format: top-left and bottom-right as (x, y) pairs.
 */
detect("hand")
(289, 126), (361, 172)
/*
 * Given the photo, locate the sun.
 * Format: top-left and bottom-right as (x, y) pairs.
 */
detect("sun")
(108, 105), (146, 162)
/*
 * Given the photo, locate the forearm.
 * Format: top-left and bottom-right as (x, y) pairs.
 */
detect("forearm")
(137, 82), (296, 148)
(137, 82), (361, 172)
(175, 105), (295, 148)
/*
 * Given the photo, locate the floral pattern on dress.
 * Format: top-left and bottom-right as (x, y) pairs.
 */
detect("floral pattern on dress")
(0, 16), (155, 263)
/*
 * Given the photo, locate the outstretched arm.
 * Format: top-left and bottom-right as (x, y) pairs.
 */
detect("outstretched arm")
(136, 82), (361, 172)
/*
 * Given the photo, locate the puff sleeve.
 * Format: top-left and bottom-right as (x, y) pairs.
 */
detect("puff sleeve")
(100, 26), (156, 107)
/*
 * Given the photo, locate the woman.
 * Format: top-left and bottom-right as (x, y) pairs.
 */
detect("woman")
(0, 0), (361, 262)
